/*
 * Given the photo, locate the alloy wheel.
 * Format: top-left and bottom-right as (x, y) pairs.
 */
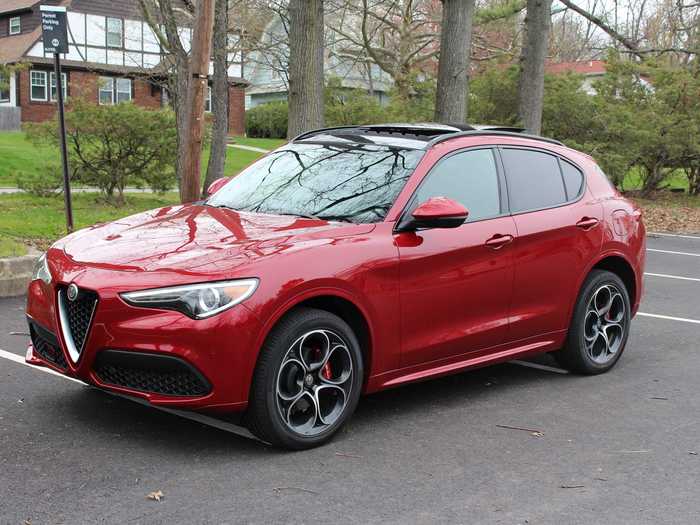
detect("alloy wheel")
(275, 329), (354, 436)
(583, 283), (627, 365)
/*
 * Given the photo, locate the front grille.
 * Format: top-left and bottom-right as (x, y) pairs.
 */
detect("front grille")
(93, 350), (211, 397)
(29, 321), (67, 369)
(59, 286), (98, 355)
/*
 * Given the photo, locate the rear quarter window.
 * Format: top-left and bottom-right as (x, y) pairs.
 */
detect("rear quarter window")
(560, 159), (584, 200)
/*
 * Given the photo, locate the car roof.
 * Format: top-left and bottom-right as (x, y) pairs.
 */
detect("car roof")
(292, 123), (564, 150)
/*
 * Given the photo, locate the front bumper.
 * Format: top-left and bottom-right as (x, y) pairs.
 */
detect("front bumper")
(25, 262), (263, 412)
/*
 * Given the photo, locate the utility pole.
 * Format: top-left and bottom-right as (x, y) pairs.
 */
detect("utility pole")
(180, 0), (216, 203)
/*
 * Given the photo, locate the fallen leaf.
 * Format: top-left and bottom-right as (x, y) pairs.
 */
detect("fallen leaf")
(146, 490), (164, 502)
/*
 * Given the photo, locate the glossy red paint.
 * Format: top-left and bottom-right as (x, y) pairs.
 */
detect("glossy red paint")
(206, 176), (231, 196)
(25, 133), (645, 414)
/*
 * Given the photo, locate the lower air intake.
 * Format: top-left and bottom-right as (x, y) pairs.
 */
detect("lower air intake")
(93, 349), (211, 397)
(29, 321), (67, 369)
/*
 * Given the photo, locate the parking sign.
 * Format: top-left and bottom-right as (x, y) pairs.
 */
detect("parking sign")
(40, 5), (69, 54)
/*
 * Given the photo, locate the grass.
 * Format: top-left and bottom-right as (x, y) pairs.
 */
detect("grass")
(0, 132), (58, 187)
(621, 167), (689, 192)
(0, 193), (180, 249)
(229, 136), (286, 150)
(0, 132), (275, 187)
(0, 236), (28, 258)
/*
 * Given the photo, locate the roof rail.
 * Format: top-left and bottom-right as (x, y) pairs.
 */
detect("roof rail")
(427, 130), (564, 147)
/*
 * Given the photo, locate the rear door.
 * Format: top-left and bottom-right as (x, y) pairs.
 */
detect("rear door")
(500, 147), (603, 341)
(396, 148), (517, 367)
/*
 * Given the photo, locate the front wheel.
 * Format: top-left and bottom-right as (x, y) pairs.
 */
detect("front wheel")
(246, 307), (363, 449)
(553, 270), (631, 374)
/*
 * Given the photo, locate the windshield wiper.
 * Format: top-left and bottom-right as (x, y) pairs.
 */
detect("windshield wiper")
(276, 212), (322, 221)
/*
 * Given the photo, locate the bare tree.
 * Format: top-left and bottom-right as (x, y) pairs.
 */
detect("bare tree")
(518, 0), (552, 134)
(203, 0), (231, 196)
(329, 0), (441, 101)
(287, 0), (325, 137)
(435, 0), (475, 123)
(138, 0), (194, 196)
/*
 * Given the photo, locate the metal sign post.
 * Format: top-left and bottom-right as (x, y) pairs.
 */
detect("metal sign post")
(40, 5), (73, 232)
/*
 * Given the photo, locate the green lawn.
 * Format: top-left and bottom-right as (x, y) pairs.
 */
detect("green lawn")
(0, 132), (58, 187)
(621, 167), (689, 191)
(230, 136), (286, 150)
(0, 193), (180, 250)
(0, 236), (28, 258)
(0, 132), (274, 187)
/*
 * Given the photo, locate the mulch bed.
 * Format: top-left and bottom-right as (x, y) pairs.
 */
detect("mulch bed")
(626, 191), (700, 234)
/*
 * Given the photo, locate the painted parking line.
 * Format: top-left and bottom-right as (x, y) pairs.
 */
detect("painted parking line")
(509, 360), (569, 374)
(645, 272), (700, 282)
(648, 232), (700, 240)
(0, 347), (260, 442)
(637, 312), (700, 325)
(647, 248), (700, 257)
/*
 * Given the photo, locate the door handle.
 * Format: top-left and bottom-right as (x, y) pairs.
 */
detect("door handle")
(484, 234), (514, 250)
(576, 217), (599, 230)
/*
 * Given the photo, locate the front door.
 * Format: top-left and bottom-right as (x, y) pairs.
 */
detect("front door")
(396, 148), (517, 367)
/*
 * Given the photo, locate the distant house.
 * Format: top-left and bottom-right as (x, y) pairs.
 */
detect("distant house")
(0, 0), (248, 133)
(245, 15), (392, 110)
(545, 60), (607, 94)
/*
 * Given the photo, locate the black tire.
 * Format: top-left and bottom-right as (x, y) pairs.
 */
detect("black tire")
(246, 307), (364, 450)
(553, 269), (631, 374)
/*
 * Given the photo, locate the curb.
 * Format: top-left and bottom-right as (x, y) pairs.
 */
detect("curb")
(0, 250), (40, 298)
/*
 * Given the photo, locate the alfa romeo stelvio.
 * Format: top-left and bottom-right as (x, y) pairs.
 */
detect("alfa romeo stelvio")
(25, 124), (645, 449)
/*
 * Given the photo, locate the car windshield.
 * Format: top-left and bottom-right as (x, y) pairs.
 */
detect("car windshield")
(207, 142), (424, 223)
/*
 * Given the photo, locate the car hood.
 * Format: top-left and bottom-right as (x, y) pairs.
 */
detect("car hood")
(58, 204), (374, 276)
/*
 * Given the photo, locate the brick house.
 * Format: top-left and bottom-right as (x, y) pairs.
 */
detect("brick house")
(0, 0), (247, 134)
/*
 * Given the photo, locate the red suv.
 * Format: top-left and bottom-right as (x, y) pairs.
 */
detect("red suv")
(25, 124), (645, 449)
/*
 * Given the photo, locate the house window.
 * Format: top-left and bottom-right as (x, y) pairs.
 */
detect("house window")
(9, 17), (21, 35)
(0, 72), (10, 102)
(106, 17), (123, 48)
(116, 78), (132, 103)
(99, 76), (132, 105)
(50, 72), (67, 102)
(30, 70), (47, 101)
(204, 86), (212, 112)
(99, 77), (114, 104)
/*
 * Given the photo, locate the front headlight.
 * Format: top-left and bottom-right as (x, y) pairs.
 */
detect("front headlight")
(120, 279), (258, 319)
(32, 253), (52, 285)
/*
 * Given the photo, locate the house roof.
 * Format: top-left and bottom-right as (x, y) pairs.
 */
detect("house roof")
(545, 60), (606, 76)
(0, 0), (40, 16)
(0, 27), (41, 63)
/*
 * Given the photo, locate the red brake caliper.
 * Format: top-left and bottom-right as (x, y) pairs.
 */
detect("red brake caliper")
(322, 361), (332, 380)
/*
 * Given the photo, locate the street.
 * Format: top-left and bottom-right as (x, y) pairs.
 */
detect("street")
(1, 233), (699, 524)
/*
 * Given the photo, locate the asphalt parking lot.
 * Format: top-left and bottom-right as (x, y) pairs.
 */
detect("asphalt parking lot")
(1, 233), (699, 524)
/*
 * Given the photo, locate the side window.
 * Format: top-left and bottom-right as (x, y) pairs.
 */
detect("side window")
(560, 159), (584, 200)
(414, 148), (501, 222)
(501, 148), (566, 213)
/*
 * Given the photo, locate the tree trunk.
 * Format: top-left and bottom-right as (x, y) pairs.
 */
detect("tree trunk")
(287, 0), (324, 138)
(518, 0), (552, 134)
(169, 54), (191, 191)
(435, 0), (475, 124)
(202, 0), (230, 198)
(180, 0), (216, 203)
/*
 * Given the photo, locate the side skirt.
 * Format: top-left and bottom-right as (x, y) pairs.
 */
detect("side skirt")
(365, 330), (567, 393)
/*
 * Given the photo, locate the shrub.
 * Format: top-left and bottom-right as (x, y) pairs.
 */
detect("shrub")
(246, 100), (289, 138)
(325, 78), (384, 126)
(25, 99), (177, 205)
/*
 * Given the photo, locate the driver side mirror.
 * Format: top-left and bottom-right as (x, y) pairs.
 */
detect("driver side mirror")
(402, 197), (468, 231)
(206, 177), (231, 196)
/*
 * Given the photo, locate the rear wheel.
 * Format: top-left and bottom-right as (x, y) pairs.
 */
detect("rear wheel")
(554, 270), (631, 374)
(246, 307), (363, 449)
